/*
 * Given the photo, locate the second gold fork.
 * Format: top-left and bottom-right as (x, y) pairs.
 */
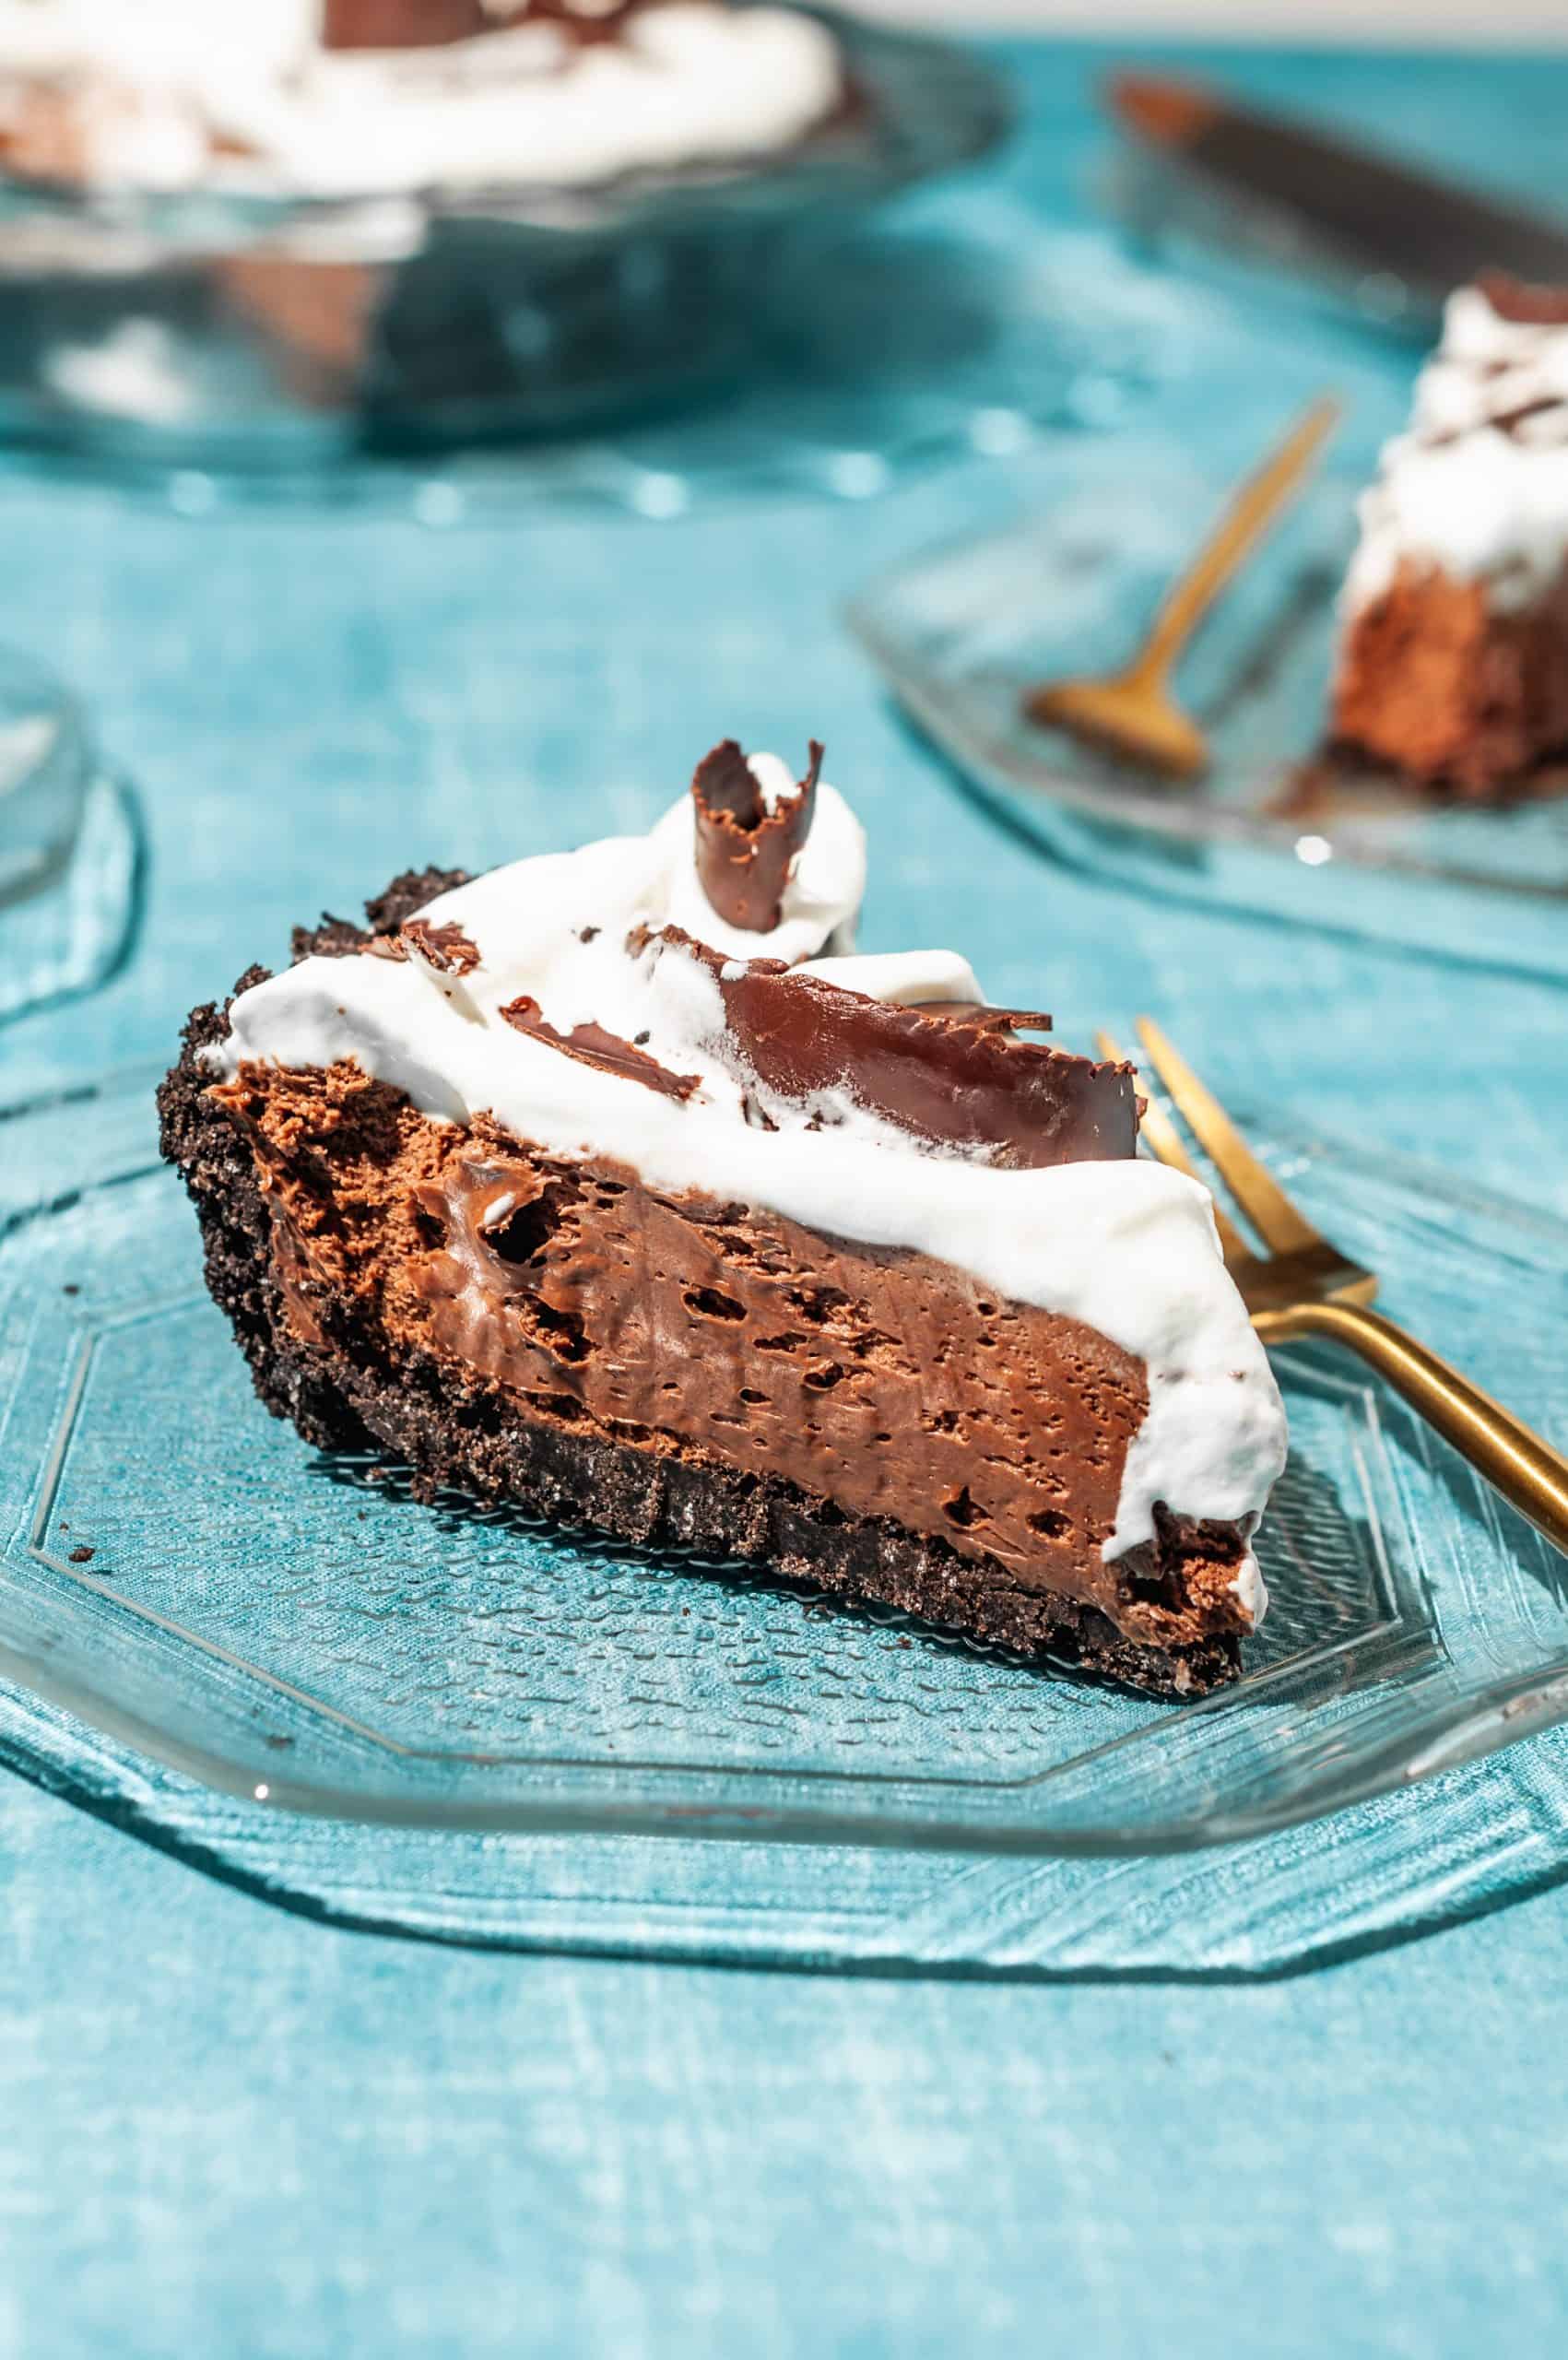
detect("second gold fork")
(1098, 1018), (1568, 1560)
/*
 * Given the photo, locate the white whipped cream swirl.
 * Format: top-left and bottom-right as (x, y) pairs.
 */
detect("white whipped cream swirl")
(1345, 282), (1568, 616)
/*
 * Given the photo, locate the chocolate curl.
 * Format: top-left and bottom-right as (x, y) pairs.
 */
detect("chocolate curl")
(691, 739), (824, 935)
(634, 928), (1138, 1170)
(499, 997), (700, 1103)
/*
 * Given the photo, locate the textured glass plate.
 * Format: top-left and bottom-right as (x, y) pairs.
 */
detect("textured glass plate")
(3, 1066), (1567, 1862)
(849, 459), (1568, 980)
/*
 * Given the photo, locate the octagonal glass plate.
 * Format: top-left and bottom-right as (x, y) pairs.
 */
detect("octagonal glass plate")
(1, 1063), (1566, 1858)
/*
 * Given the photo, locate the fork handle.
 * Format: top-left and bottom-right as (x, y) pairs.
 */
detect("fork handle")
(1266, 1298), (1568, 1555)
(1129, 395), (1341, 689)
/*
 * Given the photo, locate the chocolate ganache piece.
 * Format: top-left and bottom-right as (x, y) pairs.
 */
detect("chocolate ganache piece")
(498, 997), (701, 1103)
(324, 0), (490, 45)
(324, 0), (644, 50)
(1476, 273), (1568, 328)
(637, 926), (1139, 1168)
(691, 739), (823, 934)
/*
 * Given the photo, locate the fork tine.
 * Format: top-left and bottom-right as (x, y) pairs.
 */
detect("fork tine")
(1098, 1030), (1254, 1269)
(1134, 1017), (1323, 1256)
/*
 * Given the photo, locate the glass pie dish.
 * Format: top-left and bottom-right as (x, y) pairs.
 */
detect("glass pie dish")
(0, 10), (1015, 470)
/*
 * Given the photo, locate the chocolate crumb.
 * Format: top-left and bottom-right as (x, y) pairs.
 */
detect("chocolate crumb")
(68, 1545), (95, 1564)
(62, 1283), (80, 1296)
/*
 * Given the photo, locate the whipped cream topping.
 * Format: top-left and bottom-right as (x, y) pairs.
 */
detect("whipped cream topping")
(210, 757), (1287, 1608)
(0, 2), (843, 195)
(1345, 282), (1568, 616)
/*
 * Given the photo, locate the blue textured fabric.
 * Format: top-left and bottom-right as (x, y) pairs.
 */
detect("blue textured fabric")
(3, 35), (1568, 2357)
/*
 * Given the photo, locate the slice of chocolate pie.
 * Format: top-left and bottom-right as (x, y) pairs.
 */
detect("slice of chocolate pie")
(159, 745), (1287, 1696)
(1332, 276), (1568, 797)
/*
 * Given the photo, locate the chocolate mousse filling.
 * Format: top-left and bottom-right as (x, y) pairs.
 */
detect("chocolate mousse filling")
(159, 882), (1255, 1699)
(1333, 556), (1568, 796)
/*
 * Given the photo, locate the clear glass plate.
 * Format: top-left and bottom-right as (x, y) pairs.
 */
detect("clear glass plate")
(0, 639), (142, 1029)
(2, 1064), (1566, 1858)
(848, 460), (1568, 981)
(0, 772), (143, 1030)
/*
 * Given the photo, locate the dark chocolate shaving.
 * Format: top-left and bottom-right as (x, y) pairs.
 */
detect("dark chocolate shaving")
(499, 997), (700, 1103)
(691, 738), (823, 935)
(401, 919), (480, 976)
(633, 928), (1138, 1169)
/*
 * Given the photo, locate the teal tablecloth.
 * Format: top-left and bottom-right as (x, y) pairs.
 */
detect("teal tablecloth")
(4, 36), (1568, 2356)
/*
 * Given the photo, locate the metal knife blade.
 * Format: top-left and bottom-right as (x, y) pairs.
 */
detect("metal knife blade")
(1109, 72), (1568, 333)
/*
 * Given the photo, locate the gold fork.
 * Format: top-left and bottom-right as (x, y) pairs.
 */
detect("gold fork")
(1024, 396), (1340, 780)
(1096, 1017), (1568, 1556)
